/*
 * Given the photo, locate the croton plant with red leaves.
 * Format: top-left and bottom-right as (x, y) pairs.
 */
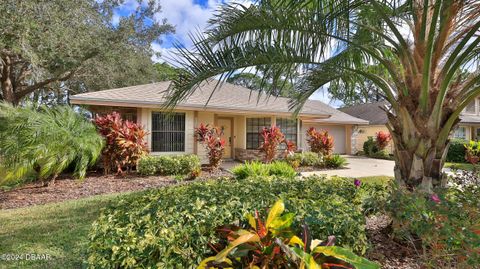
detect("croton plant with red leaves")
(94, 112), (148, 174)
(195, 123), (225, 169)
(260, 126), (296, 163)
(375, 131), (392, 150)
(306, 127), (334, 156)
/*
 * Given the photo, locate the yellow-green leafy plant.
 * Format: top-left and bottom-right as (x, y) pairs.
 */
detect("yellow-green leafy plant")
(199, 200), (378, 269)
(0, 103), (104, 186)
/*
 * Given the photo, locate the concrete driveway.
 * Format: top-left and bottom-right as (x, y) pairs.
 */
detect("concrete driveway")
(302, 155), (395, 178)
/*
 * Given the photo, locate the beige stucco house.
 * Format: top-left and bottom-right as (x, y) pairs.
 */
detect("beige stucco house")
(70, 81), (368, 162)
(340, 100), (480, 154)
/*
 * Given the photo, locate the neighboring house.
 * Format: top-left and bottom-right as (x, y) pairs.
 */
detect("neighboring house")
(340, 99), (480, 154)
(339, 101), (393, 154)
(456, 98), (480, 141)
(70, 81), (367, 162)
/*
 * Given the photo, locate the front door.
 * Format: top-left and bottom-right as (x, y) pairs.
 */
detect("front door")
(218, 118), (233, 158)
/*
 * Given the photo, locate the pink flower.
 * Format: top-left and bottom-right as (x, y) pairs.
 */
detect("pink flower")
(354, 179), (361, 188)
(431, 193), (441, 204)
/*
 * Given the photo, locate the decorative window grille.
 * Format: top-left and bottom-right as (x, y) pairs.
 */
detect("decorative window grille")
(276, 118), (298, 148)
(246, 117), (271, 149)
(151, 112), (185, 152)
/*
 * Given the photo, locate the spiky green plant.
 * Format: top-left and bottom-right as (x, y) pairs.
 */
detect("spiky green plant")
(0, 103), (104, 186)
(166, 0), (480, 192)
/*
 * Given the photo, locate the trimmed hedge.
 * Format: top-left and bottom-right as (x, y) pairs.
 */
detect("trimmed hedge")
(137, 155), (200, 176)
(446, 139), (467, 163)
(87, 176), (374, 268)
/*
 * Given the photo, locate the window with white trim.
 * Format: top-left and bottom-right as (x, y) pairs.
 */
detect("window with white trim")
(453, 126), (466, 140)
(151, 112), (185, 152)
(246, 117), (271, 149)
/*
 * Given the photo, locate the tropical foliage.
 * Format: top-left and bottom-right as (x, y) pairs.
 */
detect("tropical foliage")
(260, 125), (296, 163)
(195, 123), (226, 168)
(199, 200), (378, 269)
(375, 131), (391, 151)
(88, 176), (377, 268)
(306, 127), (334, 156)
(0, 103), (103, 186)
(137, 155), (201, 179)
(324, 154), (348, 169)
(286, 152), (322, 167)
(94, 112), (148, 174)
(464, 140), (480, 164)
(389, 187), (480, 267)
(166, 0), (480, 191)
(226, 68), (296, 98)
(232, 161), (297, 180)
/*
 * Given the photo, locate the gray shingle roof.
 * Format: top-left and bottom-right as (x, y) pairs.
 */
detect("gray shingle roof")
(70, 80), (368, 124)
(460, 114), (480, 124)
(339, 101), (389, 125)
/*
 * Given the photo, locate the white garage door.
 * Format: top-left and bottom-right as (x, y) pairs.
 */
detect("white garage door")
(301, 124), (346, 154)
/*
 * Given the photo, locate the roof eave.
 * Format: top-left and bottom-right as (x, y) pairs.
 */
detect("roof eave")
(70, 97), (331, 118)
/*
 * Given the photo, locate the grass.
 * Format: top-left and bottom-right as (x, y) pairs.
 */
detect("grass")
(0, 192), (137, 269)
(445, 162), (477, 171)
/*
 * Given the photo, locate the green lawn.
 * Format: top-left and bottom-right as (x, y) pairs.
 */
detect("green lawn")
(445, 162), (477, 171)
(0, 192), (136, 269)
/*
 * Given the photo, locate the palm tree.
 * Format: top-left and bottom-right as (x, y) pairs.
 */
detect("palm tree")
(166, 0), (480, 191)
(0, 103), (104, 186)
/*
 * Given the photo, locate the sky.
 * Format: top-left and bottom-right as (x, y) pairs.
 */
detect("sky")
(114, 0), (341, 107)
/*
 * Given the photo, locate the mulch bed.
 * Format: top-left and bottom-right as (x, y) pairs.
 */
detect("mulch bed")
(366, 215), (421, 269)
(0, 168), (233, 210)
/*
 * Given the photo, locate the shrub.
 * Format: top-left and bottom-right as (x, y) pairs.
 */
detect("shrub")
(446, 139), (467, 163)
(375, 131), (391, 150)
(200, 200), (378, 269)
(389, 188), (480, 267)
(87, 177), (370, 268)
(300, 151), (322, 166)
(464, 140), (480, 164)
(286, 152), (322, 167)
(194, 123), (225, 168)
(259, 126), (296, 163)
(268, 161), (297, 178)
(0, 103), (104, 186)
(285, 153), (302, 168)
(363, 137), (379, 156)
(137, 155), (201, 179)
(232, 161), (296, 180)
(94, 112), (148, 174)
(306, 127), (334, 156)
(323, 154), (348, 168)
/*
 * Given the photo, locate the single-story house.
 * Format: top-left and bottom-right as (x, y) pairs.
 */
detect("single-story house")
(70, 81), (368, 162)
(340, 99), (480, 154)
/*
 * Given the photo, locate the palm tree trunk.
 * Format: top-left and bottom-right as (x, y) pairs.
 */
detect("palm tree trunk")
(389, 106), (451, 192)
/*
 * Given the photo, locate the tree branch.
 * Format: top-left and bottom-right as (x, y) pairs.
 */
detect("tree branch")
(15, 70), (76, 99)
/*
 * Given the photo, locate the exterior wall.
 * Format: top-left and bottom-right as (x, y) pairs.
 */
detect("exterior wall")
(454, 124), (473, 141)
(352, 125), (394, 154)
(141, 108), (195, 156)
(87, 105), (357, 162)
(300, 123), (348, 154)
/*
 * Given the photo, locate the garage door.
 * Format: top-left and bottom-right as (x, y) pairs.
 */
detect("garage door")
(301, 124), (346, 154)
